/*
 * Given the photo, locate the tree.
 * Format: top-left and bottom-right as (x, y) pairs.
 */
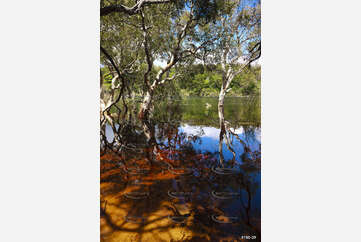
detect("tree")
(101, 0), (173, 17)
(100, 0), (229, 121)
(136, 1), (225, 119)
(201, 0), (261, 166)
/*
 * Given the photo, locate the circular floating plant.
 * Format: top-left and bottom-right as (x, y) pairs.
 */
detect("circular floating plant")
(168, 215), (189, 224)
(211, 191), (240, 200)
(167, 190), (193, 199)
(211, 214), (239, 224)
(168, 167), (193, 176)
(125, 215), (146, 224)
(211, 166), (239, 175)
(123, 191), (150, 199)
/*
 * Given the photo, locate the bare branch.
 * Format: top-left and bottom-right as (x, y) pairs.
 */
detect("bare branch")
(100, 46), (122, 78)
(152, 15), (193, 87)
(101, 0), (172, 16)
(140, 10), (153, 89)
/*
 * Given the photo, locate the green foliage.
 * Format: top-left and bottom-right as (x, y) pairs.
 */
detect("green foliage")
(174, 96), (260, 128)
(101, 62), (260, 98)
(100, 0), (261, 101)
(178, 64), (260, 97)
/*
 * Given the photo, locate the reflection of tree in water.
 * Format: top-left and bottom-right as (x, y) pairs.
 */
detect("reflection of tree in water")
(100, 99), (261, 241)
(214, 95), (261, 240)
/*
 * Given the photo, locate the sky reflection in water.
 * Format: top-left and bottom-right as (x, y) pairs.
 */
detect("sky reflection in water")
(100, 97), (261, 241)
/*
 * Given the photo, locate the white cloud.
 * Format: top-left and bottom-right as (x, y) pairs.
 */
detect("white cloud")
(181, 124), (249, 140)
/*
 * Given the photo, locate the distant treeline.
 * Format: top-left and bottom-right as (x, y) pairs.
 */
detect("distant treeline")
(101, 63), (260, 98)
(177, 63), (261, 97)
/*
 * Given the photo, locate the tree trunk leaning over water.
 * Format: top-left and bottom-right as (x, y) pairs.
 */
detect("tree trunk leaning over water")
(137, 6), (202, 119)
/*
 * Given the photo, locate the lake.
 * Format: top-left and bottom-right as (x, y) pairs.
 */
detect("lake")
(100, 96), (261, 241)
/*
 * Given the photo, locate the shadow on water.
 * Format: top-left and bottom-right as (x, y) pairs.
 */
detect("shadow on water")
(100, 97), (261, 242)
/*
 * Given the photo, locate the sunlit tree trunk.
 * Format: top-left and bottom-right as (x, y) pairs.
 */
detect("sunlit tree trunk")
(218, 77), (237, 167)
(136, 7), (203, 119)
(218, 87), (226, 166)
(139, 89), (154, 120)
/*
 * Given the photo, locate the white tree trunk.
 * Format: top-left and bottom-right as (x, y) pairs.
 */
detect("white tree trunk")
(218, 88), (226, 166)
(139, 90), (153, 119)
(218, 80), (236, 166)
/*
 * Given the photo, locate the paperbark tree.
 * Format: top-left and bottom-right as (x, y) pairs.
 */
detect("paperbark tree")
(203, 0), (261, 165)
(100, 0), (225, 120)
(136, 2), (216, 119)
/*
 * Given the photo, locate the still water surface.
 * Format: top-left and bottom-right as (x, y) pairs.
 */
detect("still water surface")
(101, 96), (261, 241)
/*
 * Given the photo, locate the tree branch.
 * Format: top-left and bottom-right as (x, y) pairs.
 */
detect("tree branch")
(101, 0), (172, 16)
(100, 46), (122, 78)
(140, 10), (153, 89)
